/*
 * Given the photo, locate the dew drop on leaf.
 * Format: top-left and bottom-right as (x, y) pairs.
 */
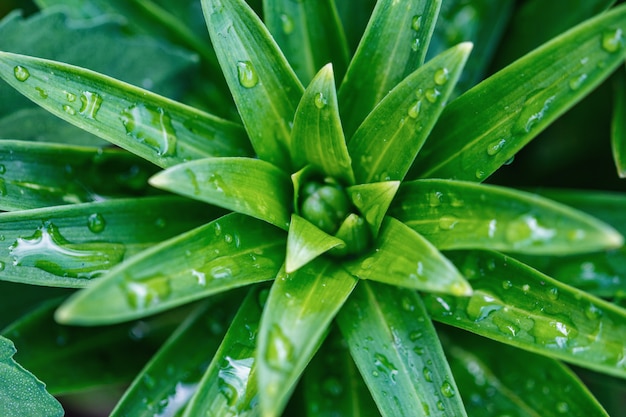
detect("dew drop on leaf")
(124, 275), (172, 310)
(218, 356), (254, 407)
(407, 100), (421, 119)
(424, 88), (440, 103)
(87, 213), (106, 233)
(79, 91), (103, 119)
(569, 73), (588, 91)
(280, 14), (294, 34)
(411, 15), (422, 32)
(411, 38), (420, 52)
(65, 91), (76, 102)
(486, 139), (506, 156)
(314, 92), (327, 109)
(35, 87), (48, 99)
(13, 65), (29, 82)
(602, 28), (624, 53)
(120, 104), (178, 157)
(62, 105), (76, 115)
(440, 380), (455, 398)
(265, 324), (295, 371)
(433, 68), (450, 86)
(423, 366), (433, 382)
(237, 60), (259, 88)
(438, 215), (458, 230)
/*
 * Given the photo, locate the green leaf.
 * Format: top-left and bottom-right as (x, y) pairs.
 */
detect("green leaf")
(391, 179), (623, 255)
(348, 42), (472, 184)
(0, 281), (71, 329)
(303, 327), (380, 417)
(0, 140), (158, 211)
(291, 63), (354, 185)
(2, 298), (177, 394)
(441, 327), (609, 417)
(411, 4), (626, 181)
(346, 181), (400, 236)
(423, 250), (626, 379)
(182, 287), (264, 417)
(0, 51), (252, 168)
(286, 214), (344, 273)
(0, 334), (64, 417)
(110, 296), (240, 417)
(337, 282), (467, 417)
(344, 217), (471, 296)
(338, 0), (442, 137)
(263, 0), (350, 85)
(612, 65), (626, 177)
(150, 157), (292, 230)
(257, 260), (357, 417)
(55, 213), (286, 324)
(0, 196), (217, 287)
(202, 0), (304, 170)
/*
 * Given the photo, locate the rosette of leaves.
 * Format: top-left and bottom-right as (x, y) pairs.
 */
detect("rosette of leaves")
(1, 0), (626, 416)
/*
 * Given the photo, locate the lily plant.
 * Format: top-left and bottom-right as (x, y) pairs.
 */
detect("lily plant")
(2, 0), (626, 416)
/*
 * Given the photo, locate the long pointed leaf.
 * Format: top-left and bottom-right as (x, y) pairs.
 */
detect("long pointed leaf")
(286, 214), (344, 273)
(338, 0), (442, 138)
(348, 42), (471, 183)
(344, 217), (471, 296)
(390, 179), (623, 254)
(347, 181), (400, 236)
(423, 250), (626, 379)
(150, 157), (292, 230)
(337, 282), (468, 417)
(55, 213), (286, 324)
(202, 0), (304, 170)
(0, 51), (252, 168)
(257, 260), (357, 417)
(611, 65), (626, 177)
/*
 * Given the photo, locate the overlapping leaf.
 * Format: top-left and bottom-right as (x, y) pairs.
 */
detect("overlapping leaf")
(611, 66), (626, 177)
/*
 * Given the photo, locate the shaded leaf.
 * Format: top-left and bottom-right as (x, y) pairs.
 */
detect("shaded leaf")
(390, 179), (623, 254)
(55, 213), (286, 324)
(202, 0), (304, 170)
(337, 282), (467, 417)
(338, 0), (441, 137)
(286, 214), (344, 273)
(348, 42), (472, 183)
(150, 157), (292, 230)
(0, 51), (252, 168)
(0, 281), (71, 329)
(257, 260), (357, 417)
(346, 181), (400, 236)
(423, 250), (626, 379)
(612, 65), (626, 177)
(411, 4), (626, 181)
(344, 217), (471, 295)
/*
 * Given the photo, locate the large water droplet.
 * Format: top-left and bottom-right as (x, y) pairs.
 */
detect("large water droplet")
(428, 191), (443, 207)
(13, 66), (29, 82)
(218, 356), (254, 407)
(87, 213), (106, 234)
(434, 68), (450, 86)
(374, 353), (399, 383)
(514, 94), (555, 133)
(466, 292), (502, 322)
(505, 214), (556, 247)
(486, 139), (506, 156)
(237, 61), (259, 88)
(265, 324), (294, 371)
(79, 91), (103, 119)
(62, 105), (76, 115)
(425, 88), (440, 103)
(124, 274), (172, 310)
(438, 215), (459, 230)
(602, 28), (624, 53)
(35, 87), (48, 99)
(569, 73), (588, 91)
(280, 14), (294, 34)
(314, 92), (327, 109)
(440, 381), (455, 397)
(423, 367), (433, 382)
(121, 104), (178, 157)
(408, 100), (422, 119)
(411, 15), (422, 31)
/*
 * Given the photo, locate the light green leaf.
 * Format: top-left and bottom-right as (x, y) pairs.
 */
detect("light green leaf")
(348, 42), (472, 184)
(2, 297), (177, 395)
(441, 327), (609, 417)
(423, 250), (626, 379)
(202, 0), (304, 170)
(0, 334), (64, 417)
(291, 63), (354, 185)
(346, 181), (400, 236)
(257, 260), (357, 417)
(0, 196), (217, 287)
(183, 287), (264, 417)
(411, 4), (626, 181)
(111, 296), (240, 417)
(263, 0), (349, 85)
(337, 282), (467, 417)
(55, 213), (286, 324)
(390, 179), (623, 254)
(344, 217), (471, 296)
(0, 51), (252, 168)
(0, 140), (158, 211)
(338, 0), (442, 137)
(286, 214), (344, 273)
(612, 65), (626, 177)
(150, 157), (292, 230)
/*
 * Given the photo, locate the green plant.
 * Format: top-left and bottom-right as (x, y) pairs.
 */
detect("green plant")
(1, 0), (626, 416)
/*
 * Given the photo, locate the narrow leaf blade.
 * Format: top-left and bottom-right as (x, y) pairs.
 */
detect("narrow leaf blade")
(346, 181), (400, 236)
(611, 65), (626, 177)
(286, 214), (344, 273)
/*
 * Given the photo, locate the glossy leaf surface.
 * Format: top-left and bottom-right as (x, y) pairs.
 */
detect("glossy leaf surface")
(424, 250), (626, 379)
(339, 0), (441, 137)
(202, 0), (304, 170)
(56, 213), (286, 324)
(0, 51), (251, 168)
(338, 282), (467, 417)
(150, 157), (292, 230)
(391, 179), (623, 254)
(0, 196), (217, 287)
(348, 42), (471, 184)
(286, 214), (344, 273)
(257, 260), (357, 417)
(346, 181), (400, 236)
(612, 66), (626, 177)
(344, 217), (471, 295)
(412, 4), (626, 181)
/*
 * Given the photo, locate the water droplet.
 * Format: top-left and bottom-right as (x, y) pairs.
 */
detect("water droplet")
(475, 169), (485, 180)
(466, 292), (502, 322)
(402, 296), (415, 311)
(0, 261), (5, 271)
(87, 213), (106, 233)
(210, 265), (233, 280)
(411, 15), (422, 31)
(585, 303), (603, 320)
(79, 91), (103, 119)
(428, 191), (443, 207)
(411, 38), (420, 52)
(569, 73), (588, 91)
(505, 214), (556, 248)
(35, 87), (48, 99)
(237, 61), (259, 88)
(514, 94), (555, 133)
(437, 401), (445, 411)
(191, 269), (206, 285)
(124, 274), (172, 309)
(218, 356), (254, 407)
(557, 401), (569, 413)
(438, 215), (458, 230)
(314, 92), (327, 109)
(374, 353), (399, 383)
(408, 100), (422, 119)
(409, 331), (422, 341)
(522, 284), (530, 293)
(434, 68), (450, 86)
(425, 88), (440, 103)
(548, 287), (559, 300)
(423, 367), (433, 382)
(487, 139), (506, 156)
(210, 173), (226, 193)
(280, 13), (294, 34)
(121, 104), (178, 157)
(265, 325), (294, 371)
(439, 380), (455, 397)
(502, 280), (513, 290)
(62, 105), (76, 115)
(602, 28), (623, 53)
(13, 66), (29, 82)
